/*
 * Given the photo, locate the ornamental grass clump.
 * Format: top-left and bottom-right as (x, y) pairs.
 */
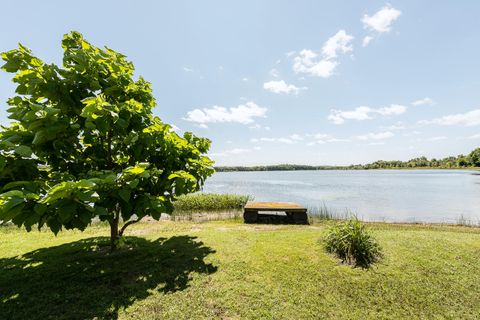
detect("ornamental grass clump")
(324, 218), (382, 268)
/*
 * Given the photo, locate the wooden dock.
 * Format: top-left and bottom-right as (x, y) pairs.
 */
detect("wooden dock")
(243, 201), (309, 224)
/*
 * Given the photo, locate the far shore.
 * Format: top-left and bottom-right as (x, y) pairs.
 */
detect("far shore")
(215, 166), (480, 172)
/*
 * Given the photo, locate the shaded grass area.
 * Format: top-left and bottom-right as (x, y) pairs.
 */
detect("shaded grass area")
(0, 221), (479, 319)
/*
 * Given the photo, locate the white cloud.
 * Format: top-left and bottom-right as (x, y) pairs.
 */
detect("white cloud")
(322, 30), (354, 59)
(328, 104), (407, 124)
(305, 133), (351, 145)
(263, 80), (306, 95)
(426, 136), (447, 141)
(377, 104), (407, 116)
(362, 6), (402, 33)
(289, 134), (304, 141)
(251, 137), (297, 144)
(254, 132), (352, 147)
(328, 106), (373, 124)
(169, 124), (180, 132)
(381, 121), (406, 130)
(292, 30), (353, 78)
(419, 109), (480, 126)
(362, 36), (373, 47)
(356, 131), (394, 140)
(183, 102), (267, 127)
(228, 148), (251, 154)
(286, 51), (296, 57)
(403, 131), (421, 137)
(249, 124), (271, 130)
(412, 97), (435, 106)
(183, 66), (194, 72)
(242, 77), (249, 82)
(269, 68), (279, 78)
(293, 52), (338, 78)
(211, 148), (258, 157)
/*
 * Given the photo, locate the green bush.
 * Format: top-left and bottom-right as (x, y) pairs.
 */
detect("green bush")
(324, 219), (382, 268)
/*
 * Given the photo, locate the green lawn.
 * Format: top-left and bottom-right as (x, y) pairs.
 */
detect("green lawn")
(0, 220), (479, 319)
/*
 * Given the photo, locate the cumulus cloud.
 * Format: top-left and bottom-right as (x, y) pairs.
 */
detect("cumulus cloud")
(356, 131), (394, 140)
(322, 30), (354, 59)
(292, 30), (353, 78)
(183, 102), (267, 127)
(362, 36), (374, 47)
(328, 106), (373, 124)
(419, 109), (480, 126)
(377, 104), (407, 115)
(328, 104), (407, 124)
(263, 80), (306, 95)
(412, 97), (436, 106)
(362, 5), (402, 33)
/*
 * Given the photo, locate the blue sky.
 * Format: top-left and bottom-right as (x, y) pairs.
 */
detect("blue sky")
(1, 1), (480, 165)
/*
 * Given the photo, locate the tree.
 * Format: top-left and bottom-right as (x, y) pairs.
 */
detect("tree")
(0, 31), (214, 250)
(467, 148), (480, 167)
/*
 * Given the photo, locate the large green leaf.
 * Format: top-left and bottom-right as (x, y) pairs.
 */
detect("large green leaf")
(14, 145), (32, 157)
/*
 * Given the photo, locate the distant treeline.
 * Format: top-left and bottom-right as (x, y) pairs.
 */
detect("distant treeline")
(215, 148), (480, 172)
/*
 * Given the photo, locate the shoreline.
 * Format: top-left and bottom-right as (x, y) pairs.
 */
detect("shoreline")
(215, 167), (480, 172)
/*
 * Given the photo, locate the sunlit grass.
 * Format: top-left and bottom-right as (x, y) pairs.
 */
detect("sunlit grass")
(0, 220), (479, 319)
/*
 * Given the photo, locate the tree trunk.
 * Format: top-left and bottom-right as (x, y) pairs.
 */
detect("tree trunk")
(109, 214), (119, 251)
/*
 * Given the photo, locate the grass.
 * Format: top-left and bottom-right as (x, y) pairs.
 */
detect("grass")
(324, 219), (382, 268)
(307, 203), (352, 222)
(456, 214), (480, 227)
(172, 193), (250, 215)
(0, 220), (479, 319)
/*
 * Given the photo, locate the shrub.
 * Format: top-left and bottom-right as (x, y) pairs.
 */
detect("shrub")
(324, 219), (382, 268)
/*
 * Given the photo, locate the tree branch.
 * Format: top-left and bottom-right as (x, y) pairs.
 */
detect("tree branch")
(119, 216), (142, 236)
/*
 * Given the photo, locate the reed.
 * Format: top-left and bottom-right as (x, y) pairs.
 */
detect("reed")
(172, 193), (251, 215)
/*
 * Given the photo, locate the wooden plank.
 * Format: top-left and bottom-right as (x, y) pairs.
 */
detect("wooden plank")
(244, 201), (306, 212)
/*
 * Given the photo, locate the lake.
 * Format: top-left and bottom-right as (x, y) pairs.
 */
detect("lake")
(202, 170), (480, 223)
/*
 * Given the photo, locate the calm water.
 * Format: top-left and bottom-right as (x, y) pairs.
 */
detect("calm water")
(202, 170), (480, 223)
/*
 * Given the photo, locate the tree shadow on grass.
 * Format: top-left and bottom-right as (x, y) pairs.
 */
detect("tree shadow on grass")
(0, 236), (217, 320)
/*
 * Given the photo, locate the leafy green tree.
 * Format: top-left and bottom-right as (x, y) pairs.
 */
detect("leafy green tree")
(467, 148), (480, 167)
(0, 32), (214, 250)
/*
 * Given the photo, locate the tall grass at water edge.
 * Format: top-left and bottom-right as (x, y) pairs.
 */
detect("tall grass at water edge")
(171, 193), (251, 221)
(307, 203), (355, 223)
